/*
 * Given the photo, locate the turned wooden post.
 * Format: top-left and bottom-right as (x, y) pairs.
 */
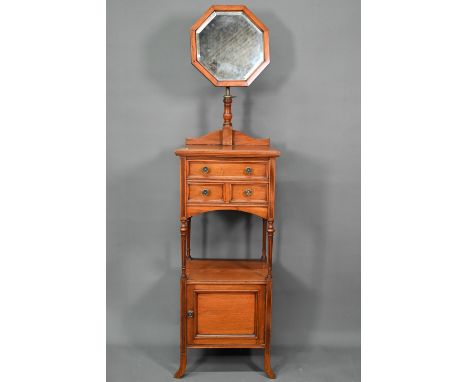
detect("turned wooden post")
(175, 217), (188, 378)
(264, 218), (276, 378)
(262, 219), (267, 261)
(222, 87), (233, 145)
(267, 220), (275, 277)
(187, 217), (191, 259)
(180, 218), (188, 276)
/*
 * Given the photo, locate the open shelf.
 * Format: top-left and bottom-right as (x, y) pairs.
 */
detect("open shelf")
(186, 258), (268, 284)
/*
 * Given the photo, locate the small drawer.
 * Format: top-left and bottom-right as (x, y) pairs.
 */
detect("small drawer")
(231, 184), (268, 203)
(188, 161), (267, 179)
(188, 184), (224, 203)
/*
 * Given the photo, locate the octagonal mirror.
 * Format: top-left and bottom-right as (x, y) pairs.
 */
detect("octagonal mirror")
(190, 5), (270, 87)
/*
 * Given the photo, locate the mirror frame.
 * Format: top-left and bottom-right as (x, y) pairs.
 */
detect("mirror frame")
(190, 5), (270, 87)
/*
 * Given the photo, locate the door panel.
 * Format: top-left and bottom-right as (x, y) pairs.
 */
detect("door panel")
(187, 284), (265, 346)
(197, 292), (256, 335)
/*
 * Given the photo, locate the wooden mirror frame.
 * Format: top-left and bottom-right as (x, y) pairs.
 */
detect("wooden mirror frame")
(190, 5), (270, 87)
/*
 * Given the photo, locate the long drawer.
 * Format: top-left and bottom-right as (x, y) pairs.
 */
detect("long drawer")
(188, 160), (268, 179)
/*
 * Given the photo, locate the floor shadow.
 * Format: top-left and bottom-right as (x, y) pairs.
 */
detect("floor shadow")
(271, 148), (328, 372)
(187, 348), (262, 374)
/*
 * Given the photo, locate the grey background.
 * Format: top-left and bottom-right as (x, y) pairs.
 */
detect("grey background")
(107, 0), (360, 381)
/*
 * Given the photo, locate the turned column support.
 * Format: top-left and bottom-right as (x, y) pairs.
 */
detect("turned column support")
(265, 219), (276, 379)
(180, 218), (188, 277)
(262, 218), (267, 261)
(267, 219), (275, 277)
(222, 87), (233, 145)
(187, 217), (191, 259)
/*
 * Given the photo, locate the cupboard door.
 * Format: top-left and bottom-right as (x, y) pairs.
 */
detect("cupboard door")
(187, 284), (265, 346)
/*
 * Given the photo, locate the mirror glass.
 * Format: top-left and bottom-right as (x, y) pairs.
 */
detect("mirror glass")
(196, 11), (264, 81)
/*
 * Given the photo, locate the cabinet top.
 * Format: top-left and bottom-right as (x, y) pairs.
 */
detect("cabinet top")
(175, 145), (280, 158)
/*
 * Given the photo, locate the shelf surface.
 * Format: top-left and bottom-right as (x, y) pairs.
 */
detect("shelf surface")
(186, 258), (268, 284)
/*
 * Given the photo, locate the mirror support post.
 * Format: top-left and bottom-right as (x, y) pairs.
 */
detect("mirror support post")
(222, 87), (233, 145)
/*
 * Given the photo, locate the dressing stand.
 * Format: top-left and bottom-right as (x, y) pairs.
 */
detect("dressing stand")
(174, 6), (280, 378)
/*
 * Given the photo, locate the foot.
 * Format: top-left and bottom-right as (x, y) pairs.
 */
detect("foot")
(265, 368), (276, 379)
(174, 366), (185, 378)
(264, 349), (276, 379)
(174, 356), (186, 378)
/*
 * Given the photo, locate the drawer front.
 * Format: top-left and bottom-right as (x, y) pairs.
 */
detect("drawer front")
(188, 161), (268, 179)
(231, 184), (268, 203)
(187, 284), (265, 346)
(188, 184), (224, 203)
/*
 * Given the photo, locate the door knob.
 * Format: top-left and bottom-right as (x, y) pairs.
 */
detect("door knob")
(187, 310), (194, 318)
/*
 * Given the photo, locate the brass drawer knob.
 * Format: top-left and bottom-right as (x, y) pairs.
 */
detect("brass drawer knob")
(201, 188), (209, 197)
(244, 167), (253, 175)
(187, 310), (194, 318)
(201, 166), (209, 174)
(244, 188), (253, 197)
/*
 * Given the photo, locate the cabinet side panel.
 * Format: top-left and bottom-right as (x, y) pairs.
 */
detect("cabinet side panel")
(268, 158), (276, 219)
(180, 157), (187, 218)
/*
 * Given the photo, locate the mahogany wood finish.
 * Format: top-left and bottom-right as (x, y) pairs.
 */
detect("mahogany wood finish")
(188, 160), (268, 179)
(222, 87), (233, 145)
(185, 130), (270, 146)
(176, 6), (277, 378)
(186, 259), (268, 284)
(175, 137), (280, 379)
(187, 284), (265, 346)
